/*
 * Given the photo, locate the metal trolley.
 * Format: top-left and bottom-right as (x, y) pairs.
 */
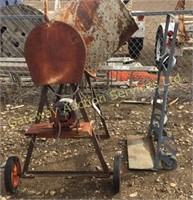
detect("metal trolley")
(148, 14), (179, 170)
(127, 14), (179, 171)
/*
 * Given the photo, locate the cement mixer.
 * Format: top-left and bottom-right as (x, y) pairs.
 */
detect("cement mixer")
(2, 0), (138, 195)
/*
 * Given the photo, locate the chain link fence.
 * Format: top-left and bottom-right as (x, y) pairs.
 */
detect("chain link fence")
(0, 0), (193, 105)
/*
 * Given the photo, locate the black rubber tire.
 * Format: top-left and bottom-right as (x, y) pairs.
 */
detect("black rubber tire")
(161, 156), (177, 171)
(4, 156), (21, 193)
(123, 0), (129, 4)
(113, 155), (122, 194)
(155, 26), (164, 64)
(128, 38), (143, 58)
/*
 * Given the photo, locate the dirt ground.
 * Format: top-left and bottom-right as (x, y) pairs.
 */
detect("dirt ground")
(1, 0), (193, 200)
(0, 82), (193, 200)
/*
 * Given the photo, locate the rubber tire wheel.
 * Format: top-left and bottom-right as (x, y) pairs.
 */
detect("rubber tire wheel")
(113, 155), (122, 194)
(128, 38), (143, 59)
(4, 156), (21, 193)
(161, 156), (177, 171)
(155, 26), (164, 64)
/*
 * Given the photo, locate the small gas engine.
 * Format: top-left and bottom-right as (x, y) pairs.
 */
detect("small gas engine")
(50, 98), (79, 129)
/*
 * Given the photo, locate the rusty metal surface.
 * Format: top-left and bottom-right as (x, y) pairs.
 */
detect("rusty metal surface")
(52, 0), (138, 74)
(24, 21), (86, 85)
(1, 1), (138, 84)
(25, 122), (93, 138)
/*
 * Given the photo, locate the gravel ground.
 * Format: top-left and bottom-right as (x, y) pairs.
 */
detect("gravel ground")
(1, 0), (193, 199)
(0, 83), (192, 199)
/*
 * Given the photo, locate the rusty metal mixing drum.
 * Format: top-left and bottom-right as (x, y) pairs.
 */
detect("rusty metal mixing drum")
(52, 0), (138, 74)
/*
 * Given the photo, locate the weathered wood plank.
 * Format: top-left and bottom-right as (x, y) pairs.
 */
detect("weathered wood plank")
(0, 57), (25, 62)
(100, 64), (158, 72)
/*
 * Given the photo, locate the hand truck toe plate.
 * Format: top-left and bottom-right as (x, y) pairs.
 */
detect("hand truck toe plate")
(127, 135), (155, 170)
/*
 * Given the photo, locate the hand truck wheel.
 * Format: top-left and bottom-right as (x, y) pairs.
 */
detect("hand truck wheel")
(4, 156), (21, 193)
(113, 155), (122, 194)
(161, 155), (177, 170)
